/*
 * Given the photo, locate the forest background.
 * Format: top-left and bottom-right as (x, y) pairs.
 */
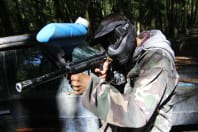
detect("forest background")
(0, 0), (197, 49)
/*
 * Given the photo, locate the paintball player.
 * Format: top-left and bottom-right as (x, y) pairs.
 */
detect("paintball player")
(69, 13), (179, 132)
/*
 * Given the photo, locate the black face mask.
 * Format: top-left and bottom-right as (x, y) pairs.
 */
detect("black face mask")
(107, 22), (136, 65)
(94, 20), (137, 65)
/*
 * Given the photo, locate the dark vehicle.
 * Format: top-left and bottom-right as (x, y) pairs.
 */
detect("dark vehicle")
(0, 34), (99, 132)
(0, 34), (197, 132)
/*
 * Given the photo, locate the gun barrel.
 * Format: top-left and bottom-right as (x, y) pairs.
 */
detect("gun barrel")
(15, 52), (107, 92)
(15, 68), (68, 92)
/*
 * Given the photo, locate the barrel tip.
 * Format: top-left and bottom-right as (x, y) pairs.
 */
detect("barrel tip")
(16, 83), (22, 93)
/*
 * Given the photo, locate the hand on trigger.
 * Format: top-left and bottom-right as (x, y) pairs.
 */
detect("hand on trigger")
(94, 60), (109, 80)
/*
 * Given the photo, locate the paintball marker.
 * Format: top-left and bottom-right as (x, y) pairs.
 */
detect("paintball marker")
(16, 51), (108, 93)
(15, 17), (111, 93)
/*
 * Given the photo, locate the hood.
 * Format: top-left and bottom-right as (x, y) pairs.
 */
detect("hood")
(133, 30), (175, 60)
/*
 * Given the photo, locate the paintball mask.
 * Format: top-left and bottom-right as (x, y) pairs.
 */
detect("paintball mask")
(94, 16), (137, 65)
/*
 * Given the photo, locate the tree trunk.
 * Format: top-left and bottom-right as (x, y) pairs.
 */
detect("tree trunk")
(0, 0), (13, 36)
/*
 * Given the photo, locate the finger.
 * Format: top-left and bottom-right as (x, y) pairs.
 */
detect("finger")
(70, 76), (79, 81)
(102, 61), (109, 71)
(70, 73), (81, 81)
(99, 74), (106, 79)
(72, 86), (81, 91)
(70, 81), (80, 87)
(94, 67), (107, 74)
(74, 89), (83, 95)
(100, 70), (106, 75)
(94, 68), (101, 73)
(94, 69), (103, 76)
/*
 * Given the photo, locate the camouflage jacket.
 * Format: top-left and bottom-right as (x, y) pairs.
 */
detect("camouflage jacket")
(82, 30), (179, 132)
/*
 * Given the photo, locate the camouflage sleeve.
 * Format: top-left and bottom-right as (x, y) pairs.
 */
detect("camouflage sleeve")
(82, 49), (176, 128)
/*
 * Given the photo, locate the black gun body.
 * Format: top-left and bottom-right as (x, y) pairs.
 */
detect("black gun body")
(16, 52), (107, 93)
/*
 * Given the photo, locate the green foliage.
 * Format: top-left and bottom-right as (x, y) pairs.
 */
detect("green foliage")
(0, 0), (197, 41)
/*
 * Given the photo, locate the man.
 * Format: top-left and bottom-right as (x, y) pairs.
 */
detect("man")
(69, 14), (179, 132)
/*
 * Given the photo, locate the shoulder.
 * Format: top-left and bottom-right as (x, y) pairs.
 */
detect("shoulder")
(138, 49), (172, 70)
(140, 49), (169, 62)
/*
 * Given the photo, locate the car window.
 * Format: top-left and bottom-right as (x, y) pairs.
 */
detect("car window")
(16, 46), (55, 82)
(15, 45), (62, 94)
(0, 40), (102, 95)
